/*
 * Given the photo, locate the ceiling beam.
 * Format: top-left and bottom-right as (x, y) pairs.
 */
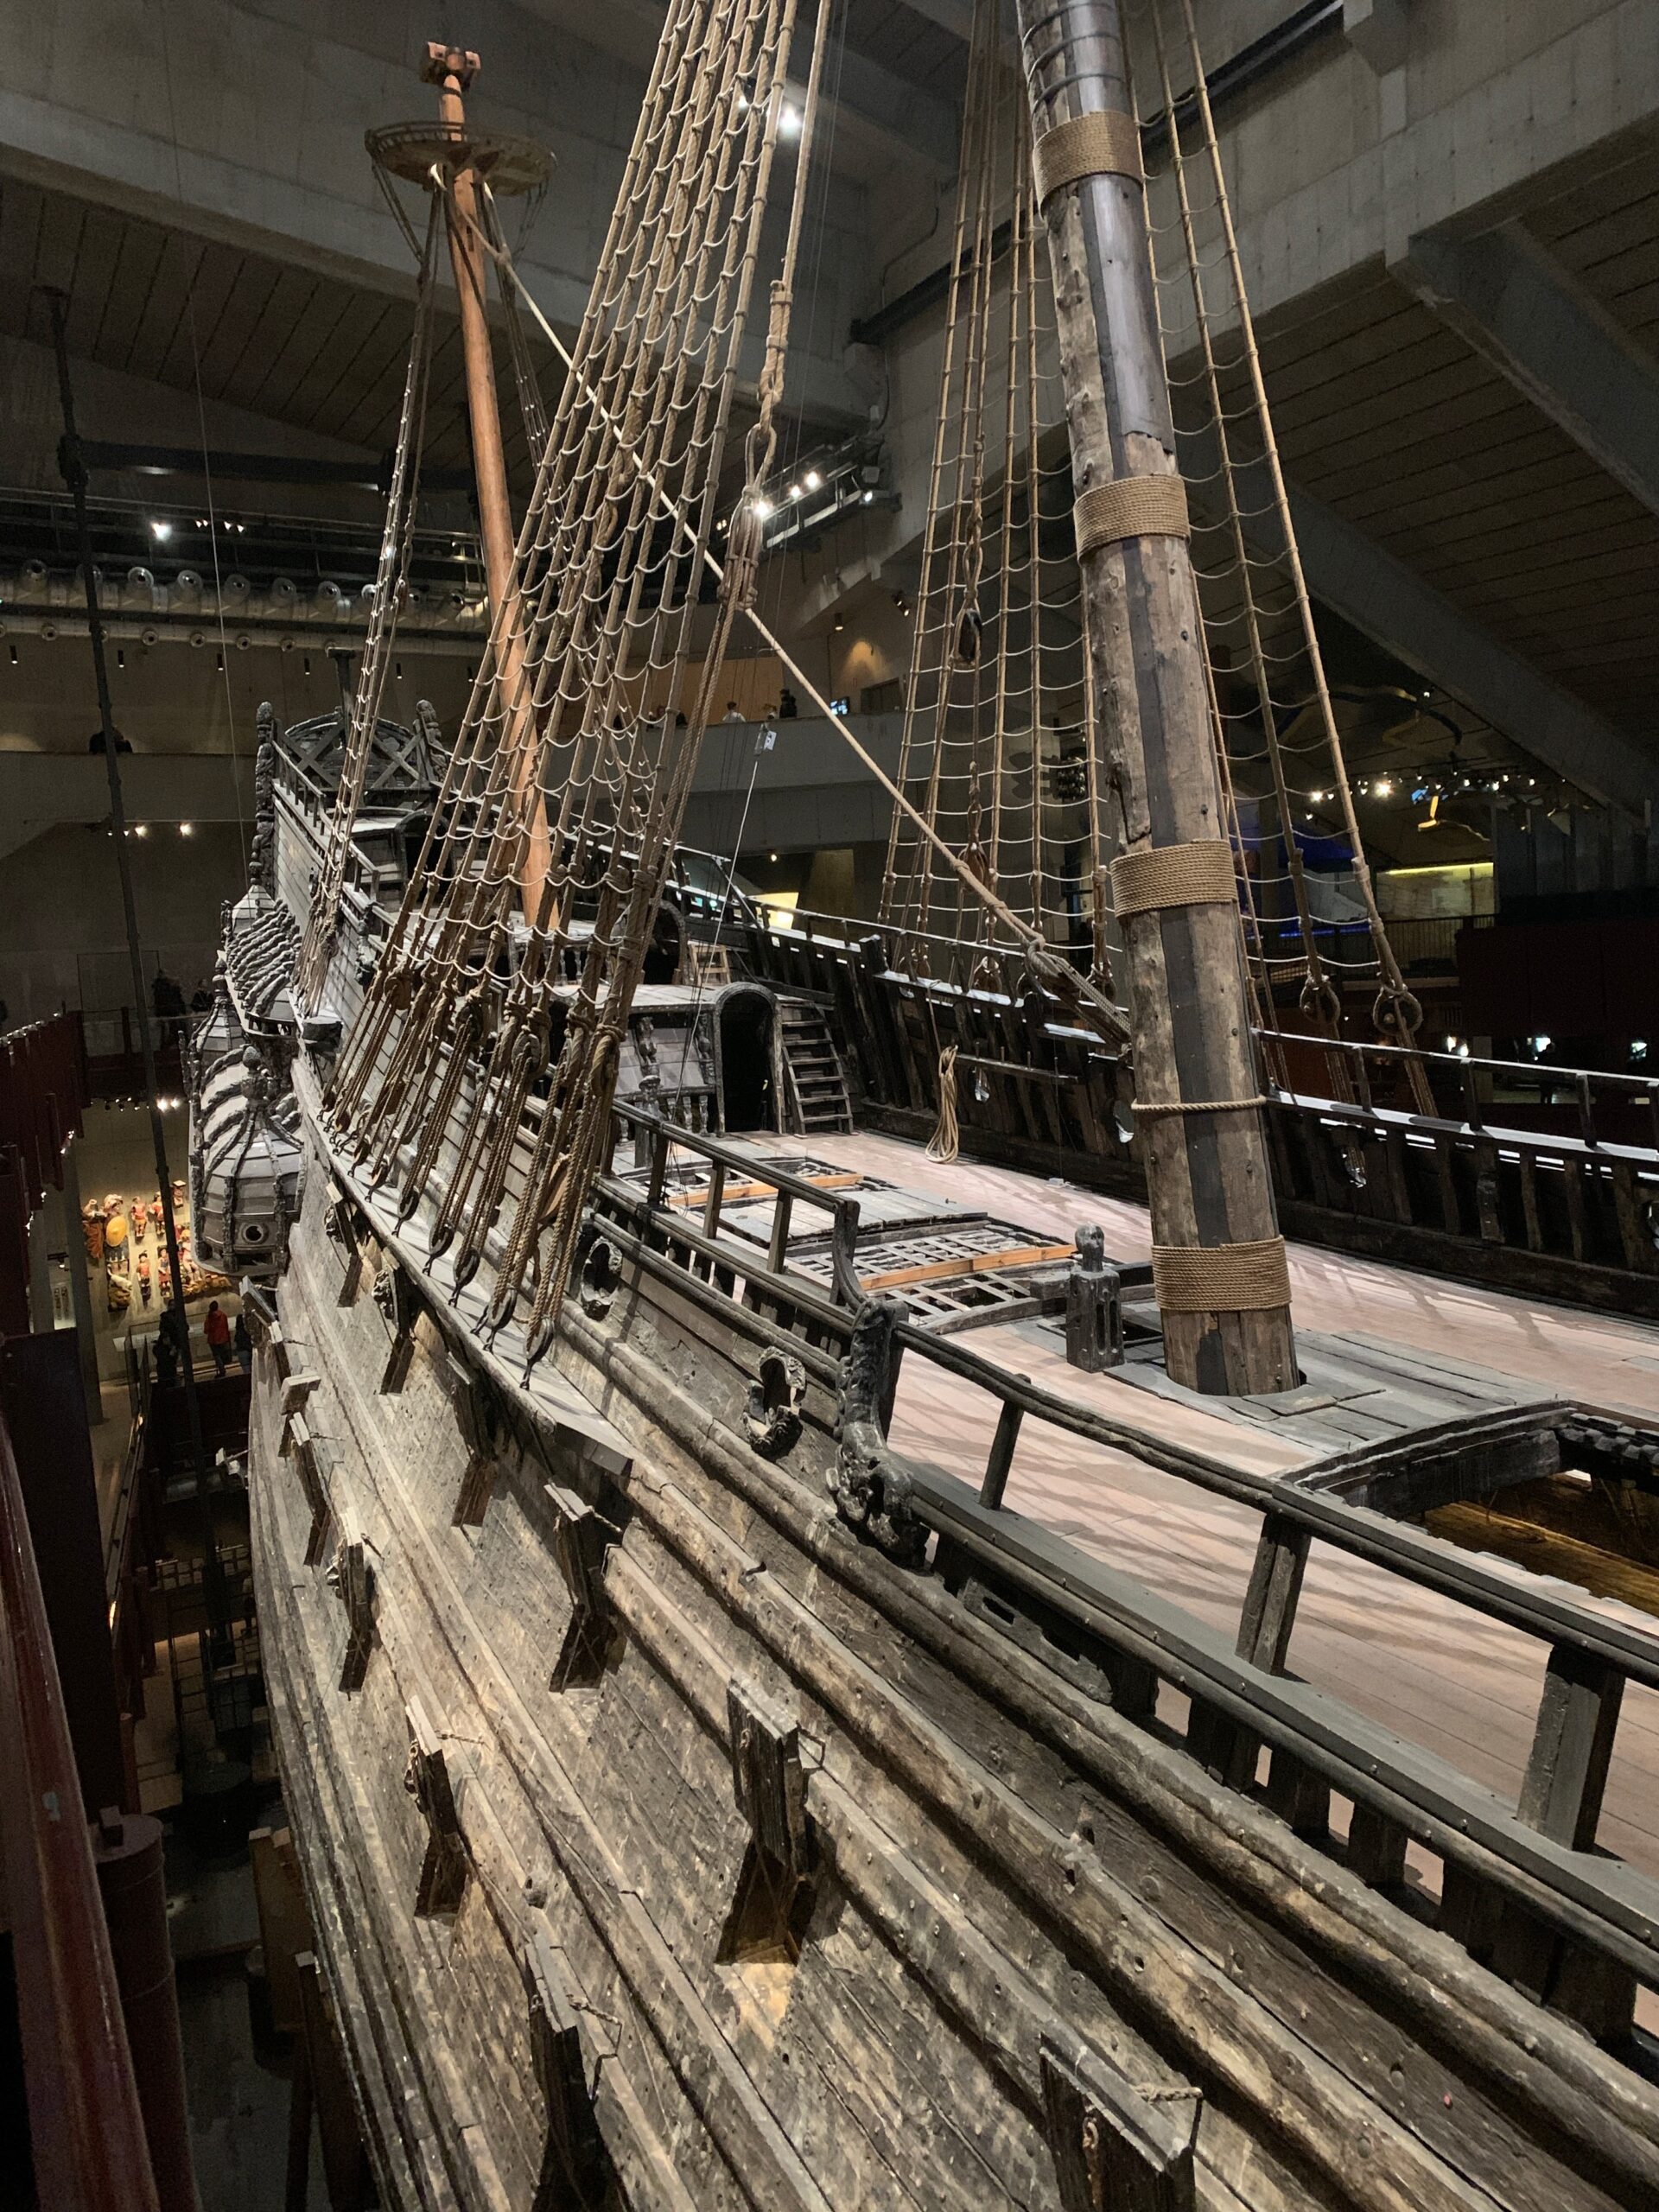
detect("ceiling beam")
(1392, 220), (1659, 521)
(896, 0), (976, 40)
(1176, 423), (1659, 817)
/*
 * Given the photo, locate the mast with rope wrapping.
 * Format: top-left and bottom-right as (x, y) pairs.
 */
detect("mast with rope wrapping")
(1014, 0), (1298, 1395)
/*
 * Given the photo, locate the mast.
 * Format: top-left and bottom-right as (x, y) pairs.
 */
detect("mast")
(421, 41), (552, 912)
(1013, 0), (1297, 1395)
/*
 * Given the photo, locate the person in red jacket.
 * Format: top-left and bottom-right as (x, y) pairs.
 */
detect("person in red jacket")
(204, 1300), (232, 1375)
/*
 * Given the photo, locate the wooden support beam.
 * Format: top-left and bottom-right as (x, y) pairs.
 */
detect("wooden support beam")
(545, 1481), (612, 1690)
(1039, 2034), (1198, 2212)
(522, 1929), (607, 2209)
(1065, 1224), (1124, 1373)
(373, 1261), (420, 1395)
(324, 1192), (365, 1307)
(1519, 1641), (1624, 1853)
(446, 1353), (504, 1528)
(404, 1696), (468, 1918)
(294, 1954), (372, 2211)
(327, 1537), (374, 1693)
(249, 1825), (312, 2036)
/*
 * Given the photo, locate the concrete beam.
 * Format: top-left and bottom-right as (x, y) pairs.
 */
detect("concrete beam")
(1176, 427), (1659, 817)
(1391, 219), (1659, 520)
(894, 0), (976, 43)
(1343, 0), (1410, 77)
(519, 0), (958, 175)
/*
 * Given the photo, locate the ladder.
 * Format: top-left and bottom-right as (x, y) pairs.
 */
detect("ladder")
(778, 995), (853, 1135)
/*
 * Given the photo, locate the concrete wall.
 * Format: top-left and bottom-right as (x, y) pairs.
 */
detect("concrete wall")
(0, 818), (248, 1023)
(0, 0), (873, 422)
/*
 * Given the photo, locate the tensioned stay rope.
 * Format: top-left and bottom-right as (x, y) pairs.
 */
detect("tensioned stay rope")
(328, 0), (874, 1363)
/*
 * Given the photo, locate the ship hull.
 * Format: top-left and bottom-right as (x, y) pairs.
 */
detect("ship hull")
(250, 1095), (1659, 2212)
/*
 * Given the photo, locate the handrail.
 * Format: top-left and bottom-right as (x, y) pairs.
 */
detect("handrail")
(1257, 1027), (1659, 1101)
(613, 1101), (865, 1306)
(0, 1410), (160, 2212)
(592, 1124), (1659, 1992)
(598, 1104), (1659, 1694)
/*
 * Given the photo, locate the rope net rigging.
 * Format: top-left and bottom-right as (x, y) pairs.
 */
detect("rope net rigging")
(878, 3), (1107, 989)
(868, 0), (1427, 1106)
(1128, 0), (1432, 1108)
(325, 0), (831, 1357)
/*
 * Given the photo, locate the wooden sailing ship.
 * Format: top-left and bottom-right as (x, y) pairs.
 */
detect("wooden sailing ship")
(198, 5), (1659, 2207)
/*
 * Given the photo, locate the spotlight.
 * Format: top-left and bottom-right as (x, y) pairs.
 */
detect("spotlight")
(779, 103), (801, 138)
(1374, 778), (1393, 798)
(787, 484), (803, 501)
(134, 823), (149, 838)
(1633, 1039), (1649, 1061)
(804, 469), (822, 491)
(1532, 1035), (1552, 1057)
(832, 614), (844, 632)
(753, 496), (773, 519)
(179, 822), (194, 837)
(861, 490), (874, 505)
(149, 519), (171, 540)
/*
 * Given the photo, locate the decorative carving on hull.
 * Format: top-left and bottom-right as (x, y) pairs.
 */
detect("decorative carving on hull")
(830, 1295), (926, 1567)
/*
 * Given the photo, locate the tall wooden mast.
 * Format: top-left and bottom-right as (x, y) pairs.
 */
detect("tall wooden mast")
(1014, 0), (1296, 1395)
(421, 41), (552, 912)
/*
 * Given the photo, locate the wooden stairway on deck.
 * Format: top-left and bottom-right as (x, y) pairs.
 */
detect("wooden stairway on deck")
(778, 994), (853, 1134)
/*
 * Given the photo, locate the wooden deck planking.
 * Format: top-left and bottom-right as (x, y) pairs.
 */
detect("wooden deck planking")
(824, 1130), (1659, 1878)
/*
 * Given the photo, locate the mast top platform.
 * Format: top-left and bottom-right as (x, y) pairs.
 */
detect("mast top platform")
(365, 118), (555, 195)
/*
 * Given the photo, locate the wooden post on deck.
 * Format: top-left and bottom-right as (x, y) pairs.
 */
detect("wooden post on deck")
(422, 42), (552, 917)
(1014, 0), (1296, 1394)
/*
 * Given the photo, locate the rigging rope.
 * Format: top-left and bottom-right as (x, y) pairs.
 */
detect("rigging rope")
(879, 2), (1107, 996)
(1136, 0), (1433, 1112)
(327, 0), (839, 1357)
(296, 195), (441, 1010)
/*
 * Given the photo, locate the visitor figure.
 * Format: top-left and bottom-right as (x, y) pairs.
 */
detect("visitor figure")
(205, 1299), (232, 1376)
(233, 1313), (252, 1373)
(722, 700), (745, 721)
(779, 686), (798, 719)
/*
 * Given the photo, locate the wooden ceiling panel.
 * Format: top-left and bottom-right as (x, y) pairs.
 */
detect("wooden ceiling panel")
(124, 232), (211, 384)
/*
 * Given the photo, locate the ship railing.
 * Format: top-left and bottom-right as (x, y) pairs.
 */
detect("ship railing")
(597, 1096), (1659, 2044)
(0, 1409), (161, 2212)
(1258, 1027), (1659, 1152)
(610, 1100), (864, 1306)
